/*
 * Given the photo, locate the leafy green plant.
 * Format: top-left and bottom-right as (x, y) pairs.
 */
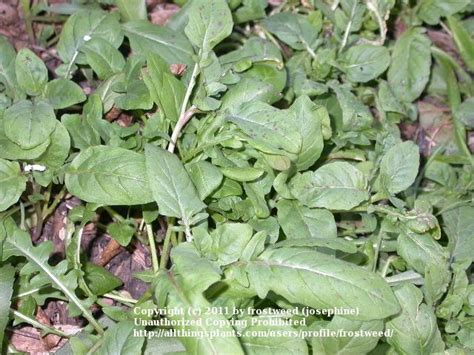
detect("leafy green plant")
(0, 0), (473, 353)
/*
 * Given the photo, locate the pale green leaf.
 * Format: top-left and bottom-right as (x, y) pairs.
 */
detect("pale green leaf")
(3, 100), (56, 149)
(386, 283), (445, 354)
(144, 144), (205, 225)
(341, 44), (390, 83)
(44, 79), (86, 109)
(184, 0), (233, 55)
(387, 28), (432, 103)
(276, 199), (337, 239)
(289, 161), (369, 210)
(0, 159), (27, 212)
(246, 247), (400, 321)
(380, 141), (420, 194)
(15, 48), (48, 96)
(65, 146), (153, 205)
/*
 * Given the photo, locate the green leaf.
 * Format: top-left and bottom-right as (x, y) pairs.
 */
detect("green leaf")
(386, 283), (445, 354)
(328, 82), (374, 132)
(289, 161), (369, 210)
(0, 159), (27, 212)
(211, 223), (254, 265)
(397, 232), (449, 275)
(454, 97), (474, 129)
(83, 262), (122, 295)
(3, 100), (57, 149)
(155, 272), (244, 354)
(379, 141), (420, 195)
(185, 160), (223, 200)
(418, 0), (470, 25)
(277, 199), (337, 240)
(116, 0), (147, 21)
(123, 20), (194, 69)
(341, 44), (390, 83)
(61, 113), (100, 150)
(263, 13), (318, 52)
(35, 121), (71, 169)
(108, 220), (136, 246)
(246, 247), (400, 321)
(226, 101), (302, 156)
(273, 238), (357, 254)
(81, 37), (126, 80)
(143, 54), (185, 123)
(288, 95), (327, 171)
(57, 10), (123, 66)
(447, 16), (474, 72)
(0, 117), (50, 160)
(0, 264), (15, 345)
(2, 218), (101, 333)
(240, 315), (309, 354)
(15, 48), (48, 96)
(184, 0), (233, 55)
(144, 144), (205, 226)
(65, 146), (153, 205)
(387, 28), (432, 103)
(219, 166), (264, 182)
(310, 317), (384, 354)
(96, 320), (144, 355)
(44, 79), (86, 109)
(0, 36), (18, 98)
(443, 206), (474, 263)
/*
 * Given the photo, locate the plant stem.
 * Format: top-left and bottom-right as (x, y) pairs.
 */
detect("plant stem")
(103, 292), (138, 305)
(11, 309), (71, 338)
(146, 223), (159, 273)
(160, 218), (175, 270)
(339, 0), (358, 53)
(42, 186), (66, 219)
(21, 0), (35, 43)
(167, 58), (201, 153)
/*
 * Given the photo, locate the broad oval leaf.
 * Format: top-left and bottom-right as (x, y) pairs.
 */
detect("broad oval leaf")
(276, 199), (337, 240)
(96, 320), (144, 355)
(341, 44), (390, 83)
(15, 48), (48, 96)
(0, 117), (50, 160)
(386, 283), (445, 354)
(240, 316), (309, 354)
(418, 0), (470, 25)
(289, 95), (326, 171)
(57, 10), (123, 66)
(186, 160), (223, 200)
(387, 28), (432, 103)
(65, 146), (153, 205)
(246, 247), (400, 321)
(184, 0), (233, 54)
(44, 79), (86, 109)
(4, 100), (56, 149)
(310, 317), (384, 354)
(289, 161), (369, 210)
(0, 159), (27, 212)
(144, 144), (205, 225)
(380, 141), (420, 194)
(226, 101), (302, 156)
(123, 20), (194, 70)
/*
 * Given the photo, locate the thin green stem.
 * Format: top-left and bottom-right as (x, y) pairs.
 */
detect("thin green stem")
(168, 57), (201, 153)
(21, 0), (35, 43)
(103, 292), (138, 305)
(160, 218), (175, 270)
(11, 309), (70, 338)
(146, 223), (159, 273)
